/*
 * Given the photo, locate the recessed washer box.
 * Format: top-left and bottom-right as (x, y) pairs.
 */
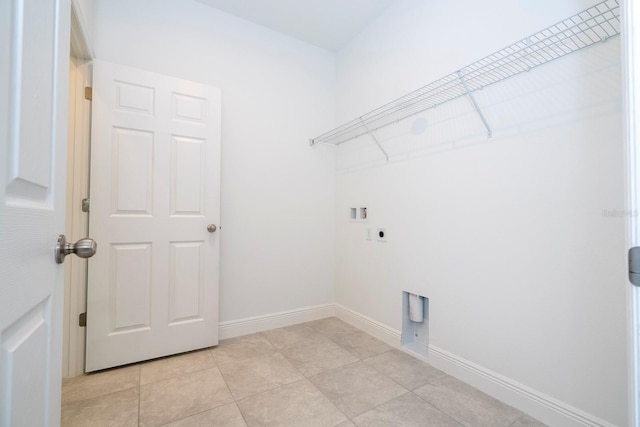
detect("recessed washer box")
(401, 291), (429, 357)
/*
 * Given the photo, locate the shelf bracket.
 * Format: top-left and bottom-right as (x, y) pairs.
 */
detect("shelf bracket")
(360, 118), (389, 162)
(457, 71), (492, 138)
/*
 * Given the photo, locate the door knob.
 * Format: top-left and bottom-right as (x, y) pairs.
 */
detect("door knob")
(207, 224), (217, 233)
(55, 234), (97, 264)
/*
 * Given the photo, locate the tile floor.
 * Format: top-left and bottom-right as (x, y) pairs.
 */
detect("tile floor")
(61, 317), (547, 427)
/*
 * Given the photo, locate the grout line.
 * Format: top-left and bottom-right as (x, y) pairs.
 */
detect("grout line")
(137, 348), (219, 387)
(303, 322), (462, 422)
(255, 323), (355, 421)
(61, 385), (140, 408)
(409, 390), (465, 427)
(155, 402), (237, 427)
(293, 330), (404, 421)
(508, 414), (527, 427)
(137, 349), (232, 426)
(257, 329), (279, 348)
(212, 339), (278, 366)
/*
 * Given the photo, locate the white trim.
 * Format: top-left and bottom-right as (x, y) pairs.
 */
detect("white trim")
(70, 0), (94, 60)
(218, 304), (336, 340)
(334, 304), (616, 427)
(424, 346), (616, 427)
(62, 59), (92, 378)
(333, 304), (401, 347)
(623, 0), (640, 425)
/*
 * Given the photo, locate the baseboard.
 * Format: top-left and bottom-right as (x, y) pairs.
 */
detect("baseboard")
(333, 304), (616, 427)
(333, 304), (402, 348)
(423, 345), (617, 427)
(218, 304), (336, 340)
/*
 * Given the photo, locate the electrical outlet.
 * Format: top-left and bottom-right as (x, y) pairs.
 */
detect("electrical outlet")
(366, 228), (372, 240)
(377, 228), (386, 242)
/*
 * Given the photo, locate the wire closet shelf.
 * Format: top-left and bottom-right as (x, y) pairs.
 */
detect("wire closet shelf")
(309, 0), (620, 148)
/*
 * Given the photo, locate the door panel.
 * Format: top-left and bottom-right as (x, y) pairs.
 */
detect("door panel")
(169, 241), (205, 323)
(0, 0), (70, 425)
(86, 60), (221, 372)
(111, 243), (152, 332)
(7, 0), (55, 199)
(112, 128), (154, 215)
(171, 136), (205, 215)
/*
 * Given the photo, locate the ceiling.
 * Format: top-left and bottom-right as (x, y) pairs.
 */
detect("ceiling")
(195, 0), (397, 51)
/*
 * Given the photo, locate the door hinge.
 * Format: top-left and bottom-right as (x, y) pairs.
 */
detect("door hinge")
(629, 247), (640, 286)
(79, 312), (87, 327)
(84, 86), (92, 101)
(81, 198), (90, 213)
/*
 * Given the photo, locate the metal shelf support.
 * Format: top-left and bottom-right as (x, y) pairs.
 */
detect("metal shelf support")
(360, 118), (389, 162)
(457, 71), (492, 138)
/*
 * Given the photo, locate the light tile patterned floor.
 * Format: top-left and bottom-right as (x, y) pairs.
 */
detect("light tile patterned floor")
(61, 317), (547, 427)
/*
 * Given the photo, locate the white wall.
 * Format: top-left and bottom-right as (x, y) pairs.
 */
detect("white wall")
(92, 0), (337, 322)
(335, 0), (627, 425)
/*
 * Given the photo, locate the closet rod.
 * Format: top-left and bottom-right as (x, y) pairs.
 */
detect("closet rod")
(309, 0), (620, 147)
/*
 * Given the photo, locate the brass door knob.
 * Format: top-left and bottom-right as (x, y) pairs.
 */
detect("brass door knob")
(207, 224), (217, 233)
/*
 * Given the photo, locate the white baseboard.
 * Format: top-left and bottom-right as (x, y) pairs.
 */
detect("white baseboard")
(218, 304), (336, 340)
(332, 304), (616, 427)
(333, 304), (401, 347)
(424, 345), (616, 427)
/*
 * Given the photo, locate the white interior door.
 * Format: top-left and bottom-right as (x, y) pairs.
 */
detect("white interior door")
(86, 60), (221, 372)
(0, 0), (70, 425)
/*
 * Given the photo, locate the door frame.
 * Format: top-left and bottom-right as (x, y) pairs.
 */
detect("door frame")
(623, 0), (640, 425)
(62, 1), (93, 378)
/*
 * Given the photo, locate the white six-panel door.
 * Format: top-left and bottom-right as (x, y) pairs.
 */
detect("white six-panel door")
(86, 60), (221, 372)
(0, 0), (70, 425)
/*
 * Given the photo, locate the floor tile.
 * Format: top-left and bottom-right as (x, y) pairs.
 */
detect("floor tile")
(237, 379), (347, 427)
(61, 387), (138, 427)
(139, 366), (233, 426)
(281, 339), (359, 377)
(140, 349), (216, 385)
(329, 330), (393, 359)
(217, 352), (304, 400)
(364, 349), (446, 390)
(352, 392), (461, 427)
(62, 365), (140, 404)
(211, 333), (276, 363)
(261, 324), (330, 350)
(309, 361), (408, 418)
(304, 318), (359, 338)
(414, 375), (522, 427)
(162, 402), (247, 427)
(58, 320), (546, 427)
(510, 414), (548, 427)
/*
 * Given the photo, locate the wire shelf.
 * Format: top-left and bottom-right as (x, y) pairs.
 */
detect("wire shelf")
(310, 0), (620, 147)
